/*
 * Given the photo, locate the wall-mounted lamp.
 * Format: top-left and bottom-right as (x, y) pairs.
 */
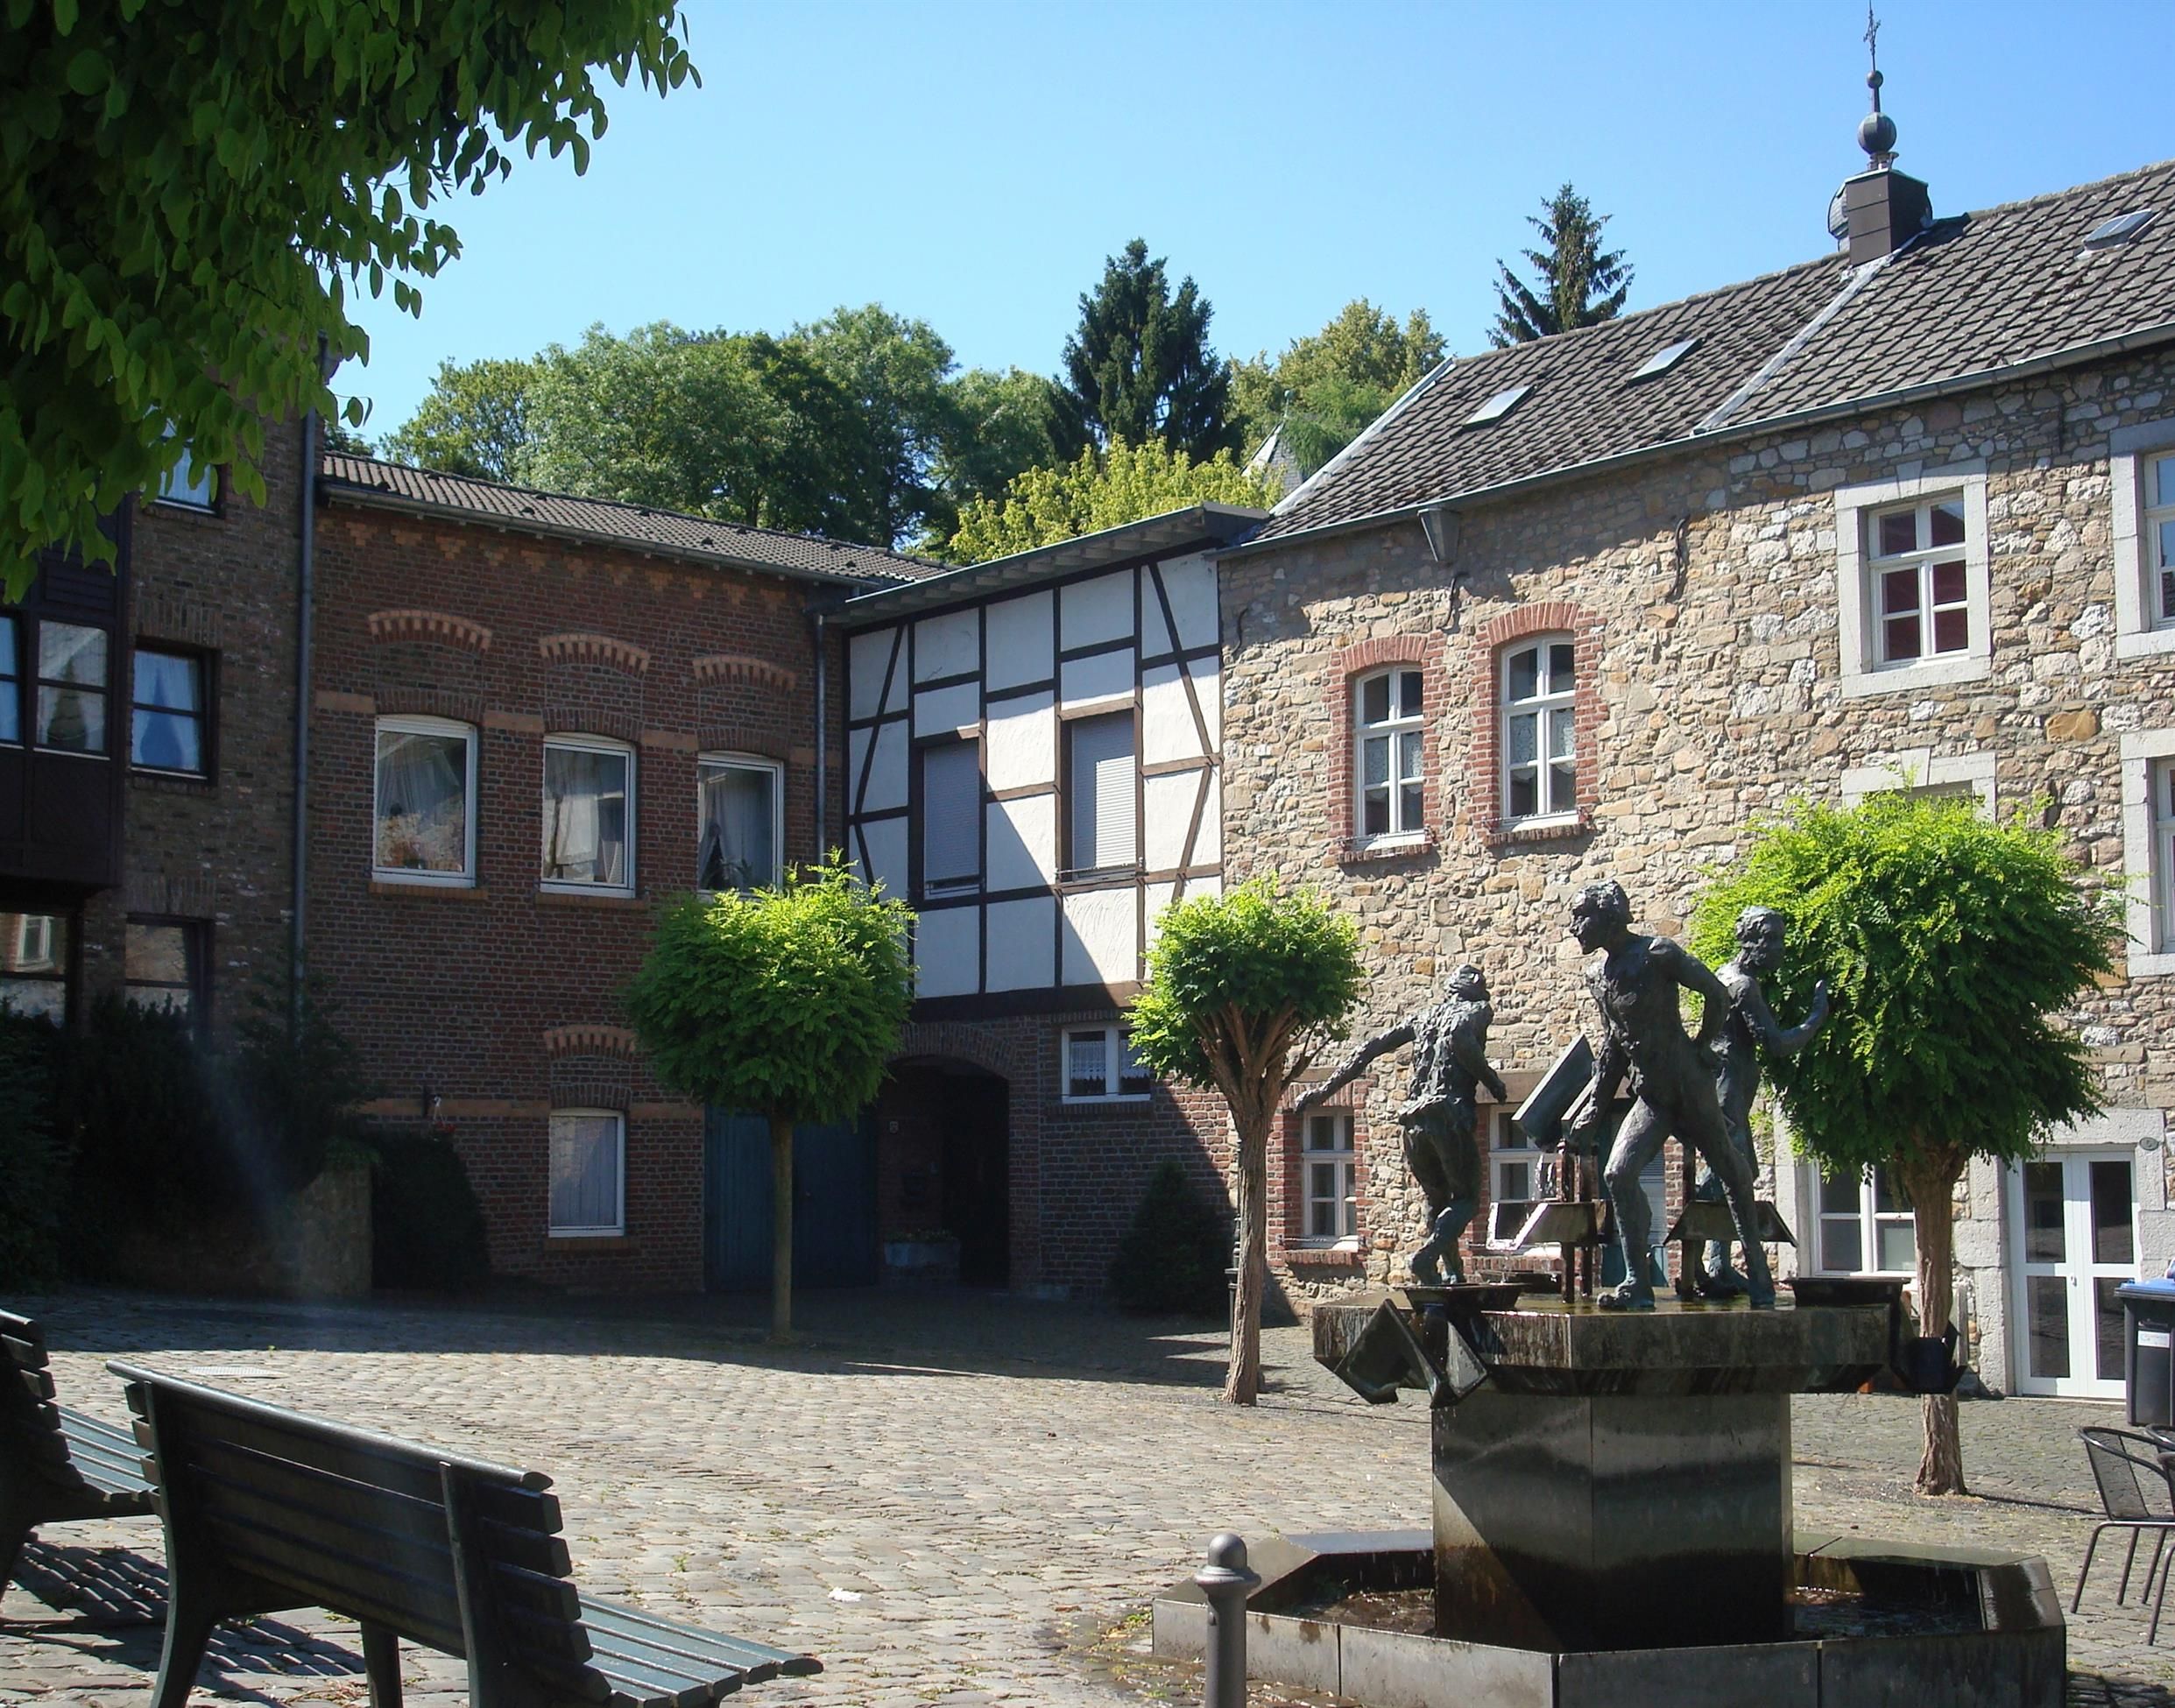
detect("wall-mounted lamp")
(1419, 502), (1460, 566)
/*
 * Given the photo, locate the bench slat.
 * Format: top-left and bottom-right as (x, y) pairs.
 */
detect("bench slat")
(584, 1617), (758, 1690)
(200, 1514), (470, 1655)
(59, 1408), (136, 1450)
(582, 1648), (720, 1708)
(1, 1330), (46, 1373)
(581, 1596), (821, 1678)
(16, 1365), (55, 1403)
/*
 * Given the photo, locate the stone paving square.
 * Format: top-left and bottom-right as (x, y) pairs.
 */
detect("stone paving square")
(4, 1288), (2175, 1706)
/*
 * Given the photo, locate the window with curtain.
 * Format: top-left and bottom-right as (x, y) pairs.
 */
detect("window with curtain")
(0, 912), (68, 1022)
(919, 739), (981, 896)
(548, 1110), (625, 1236)
(1354, 667), (1424, 840)
(1501, 636), (1575, 821)
(1868, 495), (1971, 664)
(131, 646), (208, 775)
(373, 716), (475, 883)
(1064, 711), (1135, 875)
(541, 738), (633, 892)
(36, 621), (109, 753)
(697, 756), (780, 892)
(1063, 1026), (1153, 1100)
(155, 427), (219, 511)
(0, 615), (18, 745)
(2150, 451), (2175, 628)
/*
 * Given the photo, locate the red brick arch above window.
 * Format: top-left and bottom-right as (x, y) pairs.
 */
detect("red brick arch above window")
(366, 609), (491, 653)
(540, 632), (652, 674)
(692, 653), (798, 692)
(542, 1024), (640, 1060)
(1470, 601), (1605, 845)
(1325, 633), (1448, 864)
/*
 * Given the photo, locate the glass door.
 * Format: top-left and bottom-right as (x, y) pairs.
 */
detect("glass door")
(2009, 1154), (2136, 1399)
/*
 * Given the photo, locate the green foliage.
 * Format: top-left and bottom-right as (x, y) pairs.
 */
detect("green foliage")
(1690, 793), (2118, 1175)
(946, 440), (1278, 565)
(625, 859), (914, 1123)
(1, 2), (698, 598)
(225, 973), (380, 1199)
(1232, 300), (1445, 477)
(369, 1128), (490, 1292)
(1127, 878), (1365, 1091)
(319, 414), (374, 456)
(1490, 183), (1633, 347)
(0, 1013), (64, 1289)
(932, 366), (1063, 521)
(1107, 1159), (1230, 1316)
(378, 355), (540, 481)
(794, 304), (963, 548)
(1054, 239), (1235, 462)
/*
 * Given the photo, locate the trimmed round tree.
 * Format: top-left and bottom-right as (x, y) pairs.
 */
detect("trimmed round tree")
(625, 861), (913, 1339)
(1127, 878), (1364, 1405)
(1691, 793), (2116, 1493)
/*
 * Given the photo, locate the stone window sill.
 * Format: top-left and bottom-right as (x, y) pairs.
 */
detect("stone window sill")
(131, 770), (216, 795)
(1338, 833), (1437, 866)
(371, 879), (489, 900)
(536, 887), (647, 910)
(1280, 1243), (1366, 1266)
(1488, 808), (1593, 847)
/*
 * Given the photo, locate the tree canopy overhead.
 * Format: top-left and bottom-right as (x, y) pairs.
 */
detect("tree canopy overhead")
(1, 1), (698, 598)
(1054, 239), (1235, 462)
(945, 440), (1277, 566)
(1490, 184), (1633, 347)
(376, 356), (540, 483)
(1232, 299), (1445, 481)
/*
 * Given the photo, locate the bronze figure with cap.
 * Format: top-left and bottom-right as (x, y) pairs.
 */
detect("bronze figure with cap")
(1297, 963), (1507, 1285)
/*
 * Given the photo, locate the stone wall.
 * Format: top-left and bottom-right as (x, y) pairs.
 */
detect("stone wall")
(1222, 349), (2175, 1315)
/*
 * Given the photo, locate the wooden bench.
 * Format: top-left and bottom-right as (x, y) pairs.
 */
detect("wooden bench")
(109, 1361), (822, 1708)
(1, 1309), (157, 1597)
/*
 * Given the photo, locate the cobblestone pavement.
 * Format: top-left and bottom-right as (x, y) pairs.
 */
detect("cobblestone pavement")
(3, 1286), (2171, 1706)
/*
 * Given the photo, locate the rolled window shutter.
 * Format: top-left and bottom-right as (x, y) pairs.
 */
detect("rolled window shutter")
(922, 742), (980, 886)
(1069, 712), (1134, 871)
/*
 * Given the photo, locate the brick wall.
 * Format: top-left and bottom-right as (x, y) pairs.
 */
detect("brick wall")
(306, 500), (849, 1290)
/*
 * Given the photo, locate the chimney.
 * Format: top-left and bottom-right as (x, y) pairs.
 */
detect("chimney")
(1829, 62), (1932, 265)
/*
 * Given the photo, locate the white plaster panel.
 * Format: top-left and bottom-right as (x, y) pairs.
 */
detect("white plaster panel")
(1194, 768), (1222, 865)
(1062, 569), (1134, 648)
(1156, 553), (1218, 651)
(1189, 655), (1222, 749)
(913, 680), (980, 738)
(1142, 881), (1176, 943)
(1061, 646), (1134, 708)
(849, 628), (904, 719)
(1142, 664), (1204, 764)
(913, 608), (979, 682)
(858, 815), (908, 906)
(851, 720), (908, 813)
(985, 690), (1055, 790)
(914, 906), (979, 998)
(985, 589), (1053, 691)
(986, 793), (1056, 891)
(1143, 769), (1203, 871)
(984, 897), (1056, 992)
(1062, 886), (1138, 987)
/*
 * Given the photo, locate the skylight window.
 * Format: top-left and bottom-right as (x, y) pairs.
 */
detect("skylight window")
(1463, 385), (1531, 427)
(1629, 338), (1698, 382)
(2084, 209), (2155, 251)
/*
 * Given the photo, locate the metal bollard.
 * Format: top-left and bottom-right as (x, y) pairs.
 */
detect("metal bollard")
(1196, 1532), (1260, 1708)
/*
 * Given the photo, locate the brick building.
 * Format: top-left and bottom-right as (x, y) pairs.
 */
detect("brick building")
(2, 416), (308, 1041)
(1217, 145), (2175, 1397)
(304, 456), (934, 1290)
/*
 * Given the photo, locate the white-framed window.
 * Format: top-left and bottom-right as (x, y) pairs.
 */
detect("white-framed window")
(696, 753), (781, 893)
(1063, 1025), (1152, 1102)
(2122, 732), (2175, 976)
(0, 911), (68, 1022)
(2113, 420), (2175, 658)
(1839, 747), (1995, 815)
(1354, 667), (1425, 842)
(541, 736), (633, 894)
(1063, 710), (1136, 876)
(1500, 636), (1576, 822)
(373, 715), (477, 885)
(1301, 1111), (1358, 1246)
(1491, 1110), (1538, 1208)
(1833, 466), (1990, 696)
(918, 738), (981, 898)
(1809, 1164), (1917, 1276)
(547, 1109), (625, 1237)
(155, 427), (219, 512)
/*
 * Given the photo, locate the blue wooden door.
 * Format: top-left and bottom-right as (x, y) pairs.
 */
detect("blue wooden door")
(703, 1110), (878, 1290)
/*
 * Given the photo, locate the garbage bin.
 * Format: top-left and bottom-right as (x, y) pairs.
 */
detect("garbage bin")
(2119, 1279), (2175, 1428)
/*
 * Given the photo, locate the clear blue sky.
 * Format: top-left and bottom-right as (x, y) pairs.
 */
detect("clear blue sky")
(342, 0), (2172, 442)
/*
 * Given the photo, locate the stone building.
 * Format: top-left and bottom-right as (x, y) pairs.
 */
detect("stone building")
(2, 417), (309, 1039)
(306, 455), (934, 1290)
(1218, 141), (2175, 1396)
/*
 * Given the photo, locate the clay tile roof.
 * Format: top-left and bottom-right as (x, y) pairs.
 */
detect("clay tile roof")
(316, 454), (944, 587)
(1250, 156), (2175, 546)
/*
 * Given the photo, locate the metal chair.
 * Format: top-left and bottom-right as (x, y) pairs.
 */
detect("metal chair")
(2075, 1427), (2175, 1641)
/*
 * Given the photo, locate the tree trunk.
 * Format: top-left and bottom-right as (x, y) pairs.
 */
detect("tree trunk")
(770, 1112), (794, 1343)
(1896, 1147), (1967, 1496)
(1225, 1104), (1271, 1406)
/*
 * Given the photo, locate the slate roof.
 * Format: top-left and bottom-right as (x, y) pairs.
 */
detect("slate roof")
(1249, 157), (2175, 547)
(317, 454), (943, 587)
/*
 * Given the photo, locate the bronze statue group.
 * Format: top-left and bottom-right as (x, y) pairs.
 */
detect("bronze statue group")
(1300, 882), (1828, 1312)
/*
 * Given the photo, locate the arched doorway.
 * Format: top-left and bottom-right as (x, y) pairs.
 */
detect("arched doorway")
(879, 1058), (1012, 1288)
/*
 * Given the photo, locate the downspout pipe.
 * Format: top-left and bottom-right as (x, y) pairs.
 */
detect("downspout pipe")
(290, 346), (322, 1034)
(812, 604), (828, 860)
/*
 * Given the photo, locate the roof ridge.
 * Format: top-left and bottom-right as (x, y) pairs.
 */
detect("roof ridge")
(319, 451), (937, 568)
(1931, 153), (2175, 228)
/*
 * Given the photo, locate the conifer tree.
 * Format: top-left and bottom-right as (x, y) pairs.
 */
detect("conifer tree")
(1489, 185), (1634, 347)
(1054, 240), (1235, 461)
